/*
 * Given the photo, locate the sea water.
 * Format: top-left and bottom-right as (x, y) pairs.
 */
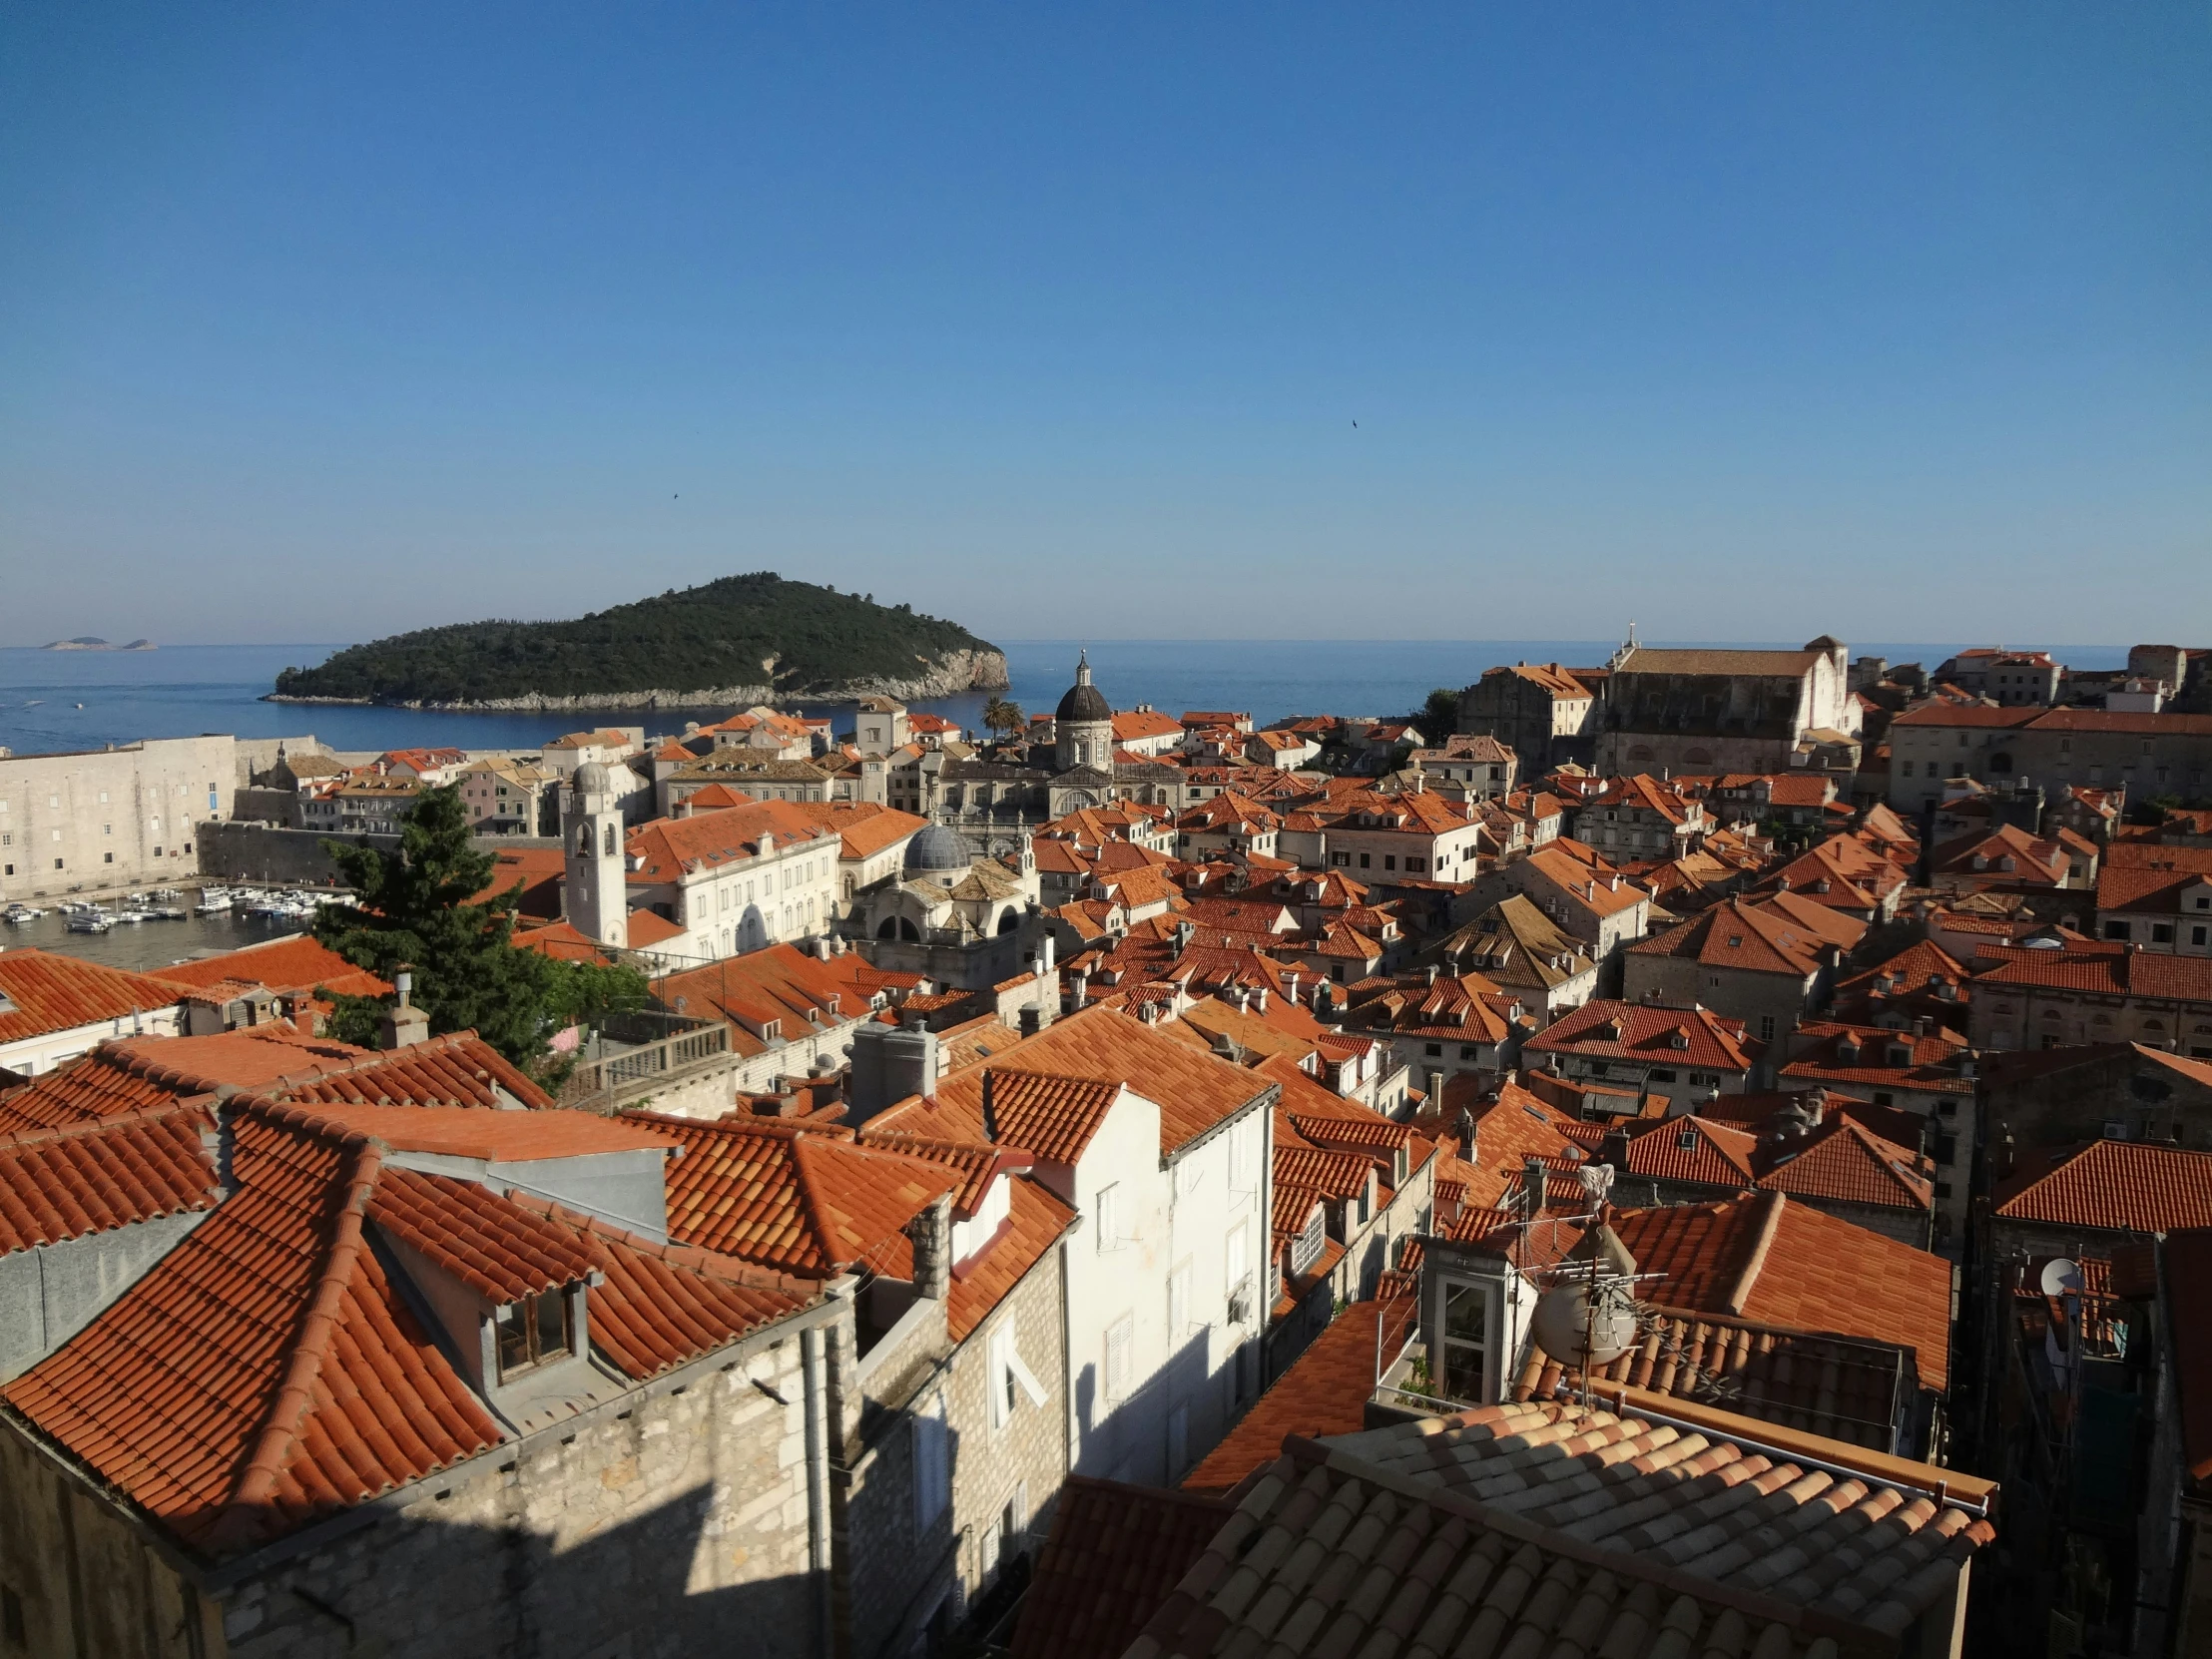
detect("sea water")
(0, 638), (2134, 759)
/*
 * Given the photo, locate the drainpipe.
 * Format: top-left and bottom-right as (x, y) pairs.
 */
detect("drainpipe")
(801, 1321), (833, 1659)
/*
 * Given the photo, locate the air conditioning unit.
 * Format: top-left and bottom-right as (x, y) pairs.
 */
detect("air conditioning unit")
(1226, 1277), (1255, 1329)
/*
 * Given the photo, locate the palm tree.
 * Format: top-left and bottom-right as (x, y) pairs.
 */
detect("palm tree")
(982, 697), (1026, 743)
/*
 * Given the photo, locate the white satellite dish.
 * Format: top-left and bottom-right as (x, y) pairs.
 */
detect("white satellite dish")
(2039, 1258), (2083, 1297)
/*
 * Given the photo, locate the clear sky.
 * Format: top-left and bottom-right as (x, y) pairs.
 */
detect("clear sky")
(2, 4), (2206, 648)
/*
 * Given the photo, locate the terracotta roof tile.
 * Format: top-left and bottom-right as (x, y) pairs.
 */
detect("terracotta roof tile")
(0, 1104), (222, 1254)
(1129, 1398), (1992, 1658)
(639, 1114), (957, 1275)
(1183, 1299), (1415, 1495)
(2, 1105), (502, 1553)
(1992, 1138), (2212, 1234)
(1607, 1192), (1951, 1390)
(1513, 1310), (1913, 1449)
(2, 1096), (817, 1555)
(0, 949), (189, 1046)
(1525, 999), (1754, 1074)
(152, 936), (390, 999)
(869, 1002), (1272, 1161)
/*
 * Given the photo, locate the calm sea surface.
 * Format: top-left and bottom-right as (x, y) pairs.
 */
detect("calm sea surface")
(0, 638), (2134, 759)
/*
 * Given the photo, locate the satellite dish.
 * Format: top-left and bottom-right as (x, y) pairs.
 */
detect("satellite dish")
(1530, 1225), (1639, 1369)
(2039, 1258), (2082, 1297)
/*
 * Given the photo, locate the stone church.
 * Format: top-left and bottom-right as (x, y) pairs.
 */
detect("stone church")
(934, 652), (1182, 855)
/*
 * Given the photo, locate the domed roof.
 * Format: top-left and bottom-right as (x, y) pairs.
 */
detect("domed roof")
(573, 761), (611, 793)
(903, 825), (972, 873)
(1055, 650), (1112, 725)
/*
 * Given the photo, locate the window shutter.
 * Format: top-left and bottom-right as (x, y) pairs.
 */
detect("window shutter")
(1105, 1315), (1134, 1402)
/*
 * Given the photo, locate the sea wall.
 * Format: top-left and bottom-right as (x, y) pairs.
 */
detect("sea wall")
(198, 822), (393, 885)
(268, 648), (1011, 713)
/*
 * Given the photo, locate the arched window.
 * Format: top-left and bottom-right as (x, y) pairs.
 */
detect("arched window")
(1684, 747), (1713, 767)
(577, 826), (593, 856)
(602, 824), (616, 856)
(877, 916), (898, 940)
(997, 910), (1019, 935)
(899, 917), (920, 942)
(1627, 746), (1654, 765)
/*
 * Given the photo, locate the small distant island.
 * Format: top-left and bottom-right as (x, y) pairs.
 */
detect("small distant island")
(267, 571), (1008, 711)
(42, 637), (155, 651)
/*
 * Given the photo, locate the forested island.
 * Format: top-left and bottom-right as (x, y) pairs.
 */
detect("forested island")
(267, 572), (1007, 710)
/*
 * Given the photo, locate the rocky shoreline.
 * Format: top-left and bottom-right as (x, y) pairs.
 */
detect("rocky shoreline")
(265, 647), (1010, 712)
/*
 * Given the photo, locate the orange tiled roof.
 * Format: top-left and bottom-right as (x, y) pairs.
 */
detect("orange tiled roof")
(1524, 999), (1753, 1074)
(1182, 1298), (1415, 1495)
(151, 935), (391, 999)
(625, 799), (836, 880)
(638, 1114), (957, 1276)
(0, 1029), (370, 1131)
(870, 1002), (1271, 1161)
(1620, 1115), (1758, 1187)
(1513, 1309), (1913, 1449)
(1993, 1138), (2212, 1234)
(0, 949), (189, 1045)
(0, 1103), (221, 1254)
(1756, 1115), (1935, 1212)
(1608, 1191), (1951, 1390)
(2, 1097), (814, 1554)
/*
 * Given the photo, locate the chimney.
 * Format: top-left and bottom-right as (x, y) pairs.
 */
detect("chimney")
(1019, 1004), (1043, 1038)
(981, 1069), (1000, 1140)
(906, 1194), (952, 1302)
(847, 1020), (940, 1125)
(380, 969), (429, 1050)
(1425, 964), (1439, 987)
(1284, 971), (1301, 1005)
(1520, 1156), (1547, 1219)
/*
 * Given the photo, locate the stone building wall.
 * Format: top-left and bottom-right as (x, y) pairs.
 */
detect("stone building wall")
(0, 1298), (846, 1659)
(0, 734), (236, 902)
(834, 1230), (1069, 1659)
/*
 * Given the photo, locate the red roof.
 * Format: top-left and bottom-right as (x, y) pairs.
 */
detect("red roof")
(869, 1002), (1271, 1162)
(1608, 1190), (1951, 1389)
(1994, 1138), (2212, 1234)
(625, 800), (836, 881)
(0, 1104), (221, 1254)
(1524, 998), (1754, 1074)
(640, 1114), (956, 1275)
(0, 950), (189, 1045)
(0, 1029), (372, 1132)
(152, 935), (391, 999)
(1181, 1298), (1413, 1495)
(2, 1097), (814, 1555)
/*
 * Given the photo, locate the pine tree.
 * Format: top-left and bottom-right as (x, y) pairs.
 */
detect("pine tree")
(311, 787), (644, 1063)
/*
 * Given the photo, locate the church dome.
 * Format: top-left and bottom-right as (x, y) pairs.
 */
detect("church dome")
(1055, 650), (1112, 725)
(903, 825), (972, 874)
(573, 761), (611, 794)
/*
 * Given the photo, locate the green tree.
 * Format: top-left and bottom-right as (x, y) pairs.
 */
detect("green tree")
(311, 788), (646, 1064)
(982, 696), (1027, 743)
(1409, 688), (1460, 747)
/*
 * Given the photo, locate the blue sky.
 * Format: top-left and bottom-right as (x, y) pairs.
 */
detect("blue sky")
(2, 4), (2206, 647)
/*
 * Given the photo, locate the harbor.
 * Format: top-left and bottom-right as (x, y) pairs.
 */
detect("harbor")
(0, 883), (346, 973)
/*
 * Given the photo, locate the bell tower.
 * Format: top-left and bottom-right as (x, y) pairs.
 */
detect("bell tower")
(563, 763), (628, 949)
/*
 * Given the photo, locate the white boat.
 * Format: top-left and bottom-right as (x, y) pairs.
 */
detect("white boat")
(151, 906), (189, 920)
(65, 912), (111, 933)
(196, 892), (234, 913)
